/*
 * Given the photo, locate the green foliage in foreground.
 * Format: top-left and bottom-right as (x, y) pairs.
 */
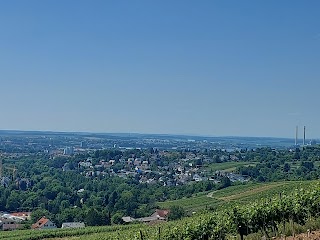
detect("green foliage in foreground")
(2, 180), (320, 239)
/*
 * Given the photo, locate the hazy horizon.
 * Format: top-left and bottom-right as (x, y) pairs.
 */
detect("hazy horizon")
(0, 128), (314, 141)
(1, 1), (319, 138)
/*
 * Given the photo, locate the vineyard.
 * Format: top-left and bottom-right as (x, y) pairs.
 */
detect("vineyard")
(1, 180), (320, 239)
(158, 181), (315, 212)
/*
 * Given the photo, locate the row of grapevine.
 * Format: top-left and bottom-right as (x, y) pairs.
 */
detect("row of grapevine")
(149, 182), (320, 240)
(0, 224), (143, 240)
(230, 185), (320, 239)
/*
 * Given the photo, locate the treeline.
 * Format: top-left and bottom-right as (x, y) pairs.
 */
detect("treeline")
(236, 146), (320, 181)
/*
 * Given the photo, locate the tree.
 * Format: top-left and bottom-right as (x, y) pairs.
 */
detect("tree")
(168, 205), (185, 221)
(85, 208), (101, 226)
(283, 163), (290, 172)
(100, 210), (111, 225)
(214, 155), (221, 163)
(31, 209), (51, 223)
(301, 161), (314, 171)
(111, 212), (124, 224)
(218, 176), (231, 189)
(6, 191), (20, 211)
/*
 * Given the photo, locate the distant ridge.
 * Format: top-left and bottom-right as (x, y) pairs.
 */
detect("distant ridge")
(0, 129), (295, 140)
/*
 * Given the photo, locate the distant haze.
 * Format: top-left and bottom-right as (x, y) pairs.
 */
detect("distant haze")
(0, 1), (319, 138)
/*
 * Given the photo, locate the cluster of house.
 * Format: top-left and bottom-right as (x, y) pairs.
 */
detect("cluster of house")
(1, 177), (32, 189)
(0, 212), (31, 230)
(71, 151), (249, 186)
(73, 157), (153, 178)
(31, 217), (85, 230)
(122, 209), (170, 224)
(0, 210), (169, 232)
(0, 212), (84, 231)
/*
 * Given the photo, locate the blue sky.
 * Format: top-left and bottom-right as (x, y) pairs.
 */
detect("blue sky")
(0, 1), (319, 138)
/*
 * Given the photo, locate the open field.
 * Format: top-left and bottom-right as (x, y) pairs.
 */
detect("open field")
(204, 161), (257, 173)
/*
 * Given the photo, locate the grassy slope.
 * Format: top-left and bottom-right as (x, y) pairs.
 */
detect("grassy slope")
(158, 180), (315, 212)
(204, 161), (257, 173)
(0, 180), (317, 240)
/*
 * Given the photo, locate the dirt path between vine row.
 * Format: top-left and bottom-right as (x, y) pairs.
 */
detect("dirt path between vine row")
(207, 183), (286, 201)
(276, 230), (320, 239)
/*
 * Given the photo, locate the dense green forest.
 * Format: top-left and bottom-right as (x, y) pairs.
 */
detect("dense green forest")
(236, 146), (320, 181)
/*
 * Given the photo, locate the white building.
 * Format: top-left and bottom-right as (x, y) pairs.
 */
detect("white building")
(61, 222), (85, 229)
(31, 217), (57, 230)
(64, 147), (74, 155)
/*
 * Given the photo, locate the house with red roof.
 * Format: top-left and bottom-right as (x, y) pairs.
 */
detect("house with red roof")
(31, 216), (57, 230)
(151, 209), (170, 219)
(10, 212), (32, 221)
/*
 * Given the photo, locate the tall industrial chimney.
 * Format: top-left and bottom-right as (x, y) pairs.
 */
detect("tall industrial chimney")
(295, 126), (298, 146)
(303, 126), (306, 146)
(0, 158), (2, 179)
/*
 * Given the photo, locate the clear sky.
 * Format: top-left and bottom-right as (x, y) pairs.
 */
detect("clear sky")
(0, 1), (319, 138)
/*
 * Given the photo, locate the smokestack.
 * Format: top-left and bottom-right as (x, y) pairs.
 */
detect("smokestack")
(295, 126), (298, 146)
(0, 158), (2, 179)
(303, 126), (306, 146)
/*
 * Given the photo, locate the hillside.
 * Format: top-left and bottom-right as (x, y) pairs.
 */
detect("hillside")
(158, 180), (315, 212)
(1, 180), (318, 240)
